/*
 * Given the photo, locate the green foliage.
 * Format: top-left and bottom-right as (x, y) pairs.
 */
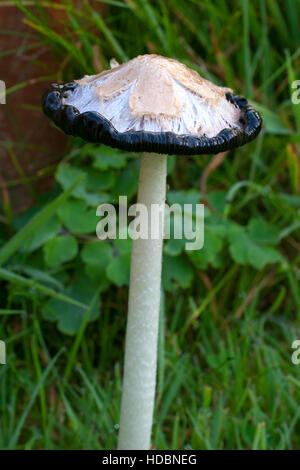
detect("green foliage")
(21, 216), (61, 253)
(81, 240), (113, 283)
(162, 254), (194, 291)
(228, 222), (282, 269)
(44, 235), (78, 268)
(57, 199), (97, 234)
(106, 252), (131, 287)
(1, 0), (300, 451)
(92, 148), (127, 170)
(42, 276), (100, 335)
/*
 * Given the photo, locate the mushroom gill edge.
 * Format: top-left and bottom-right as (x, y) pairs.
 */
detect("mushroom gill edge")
(42, 81), (262, 156)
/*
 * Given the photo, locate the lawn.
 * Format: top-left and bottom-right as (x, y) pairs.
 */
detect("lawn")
(0, 0), (300, 450)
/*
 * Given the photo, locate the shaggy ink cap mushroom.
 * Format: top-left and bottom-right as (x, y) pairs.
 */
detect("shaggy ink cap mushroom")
(42, 54), (263, 451)
(42, 54), (262, 155)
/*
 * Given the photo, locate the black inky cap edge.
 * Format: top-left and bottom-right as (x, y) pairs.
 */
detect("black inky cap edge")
(42, 83), (262, 155)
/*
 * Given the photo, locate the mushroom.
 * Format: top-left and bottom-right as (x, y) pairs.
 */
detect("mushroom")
(42, 54), (262, 450)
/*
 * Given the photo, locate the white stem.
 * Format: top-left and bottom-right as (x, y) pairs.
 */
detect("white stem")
(118, 153), (167, 450)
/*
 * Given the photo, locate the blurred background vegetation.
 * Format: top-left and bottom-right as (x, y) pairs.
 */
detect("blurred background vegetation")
(0, 0), (300, 450)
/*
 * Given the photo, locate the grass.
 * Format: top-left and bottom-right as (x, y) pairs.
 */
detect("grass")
(0, 0), (300, 450)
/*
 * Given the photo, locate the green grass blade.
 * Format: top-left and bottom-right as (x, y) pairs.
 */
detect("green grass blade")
(0, 176), (83, 266)
(240, 0), (252, 97)
(63, 289), (101, 382)
(87, 5), (128, 62)
(0, 268), (88, 309)
(8, 348), (64, 449)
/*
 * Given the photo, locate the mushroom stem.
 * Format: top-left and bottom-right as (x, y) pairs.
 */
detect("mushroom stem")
(118, 152), (167, 450)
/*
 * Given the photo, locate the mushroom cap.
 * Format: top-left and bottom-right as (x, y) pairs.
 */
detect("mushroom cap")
(42, 54), (262, 155)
